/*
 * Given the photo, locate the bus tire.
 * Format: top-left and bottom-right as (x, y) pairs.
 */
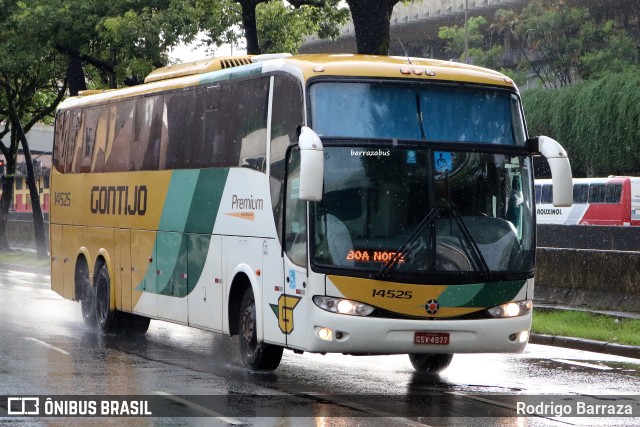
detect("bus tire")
(239, 287), (283, 371)
(94, 264), (125, 333)
(77, 268), (95, 327)
(408, 353), (453, 373)
(124, 313), (151, 335)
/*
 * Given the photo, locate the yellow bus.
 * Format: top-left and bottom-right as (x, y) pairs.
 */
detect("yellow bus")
(50, 54), (572, 372)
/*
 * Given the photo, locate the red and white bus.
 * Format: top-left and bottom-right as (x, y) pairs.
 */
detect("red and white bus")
(535, 176), (640, 226)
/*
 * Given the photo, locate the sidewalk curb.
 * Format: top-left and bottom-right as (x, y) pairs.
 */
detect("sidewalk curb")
(530, 334), (640, 360)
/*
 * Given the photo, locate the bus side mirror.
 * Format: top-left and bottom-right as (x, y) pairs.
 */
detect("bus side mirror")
(298, 126), (324, 201)
(530, 136), (573, 207)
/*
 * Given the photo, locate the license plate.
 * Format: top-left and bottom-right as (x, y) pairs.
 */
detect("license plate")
(414, 332), (450, 345)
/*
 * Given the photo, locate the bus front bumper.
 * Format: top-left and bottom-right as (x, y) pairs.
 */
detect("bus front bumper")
(302, 306), (532, 355)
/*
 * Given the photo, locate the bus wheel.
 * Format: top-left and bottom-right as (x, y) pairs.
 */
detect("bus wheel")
(124, 313), (151, 335)
(94, 264), (125, 333)
(408, 353), (453, 373)
(79, 274), (95, 327)
(239, 287), (283, 371)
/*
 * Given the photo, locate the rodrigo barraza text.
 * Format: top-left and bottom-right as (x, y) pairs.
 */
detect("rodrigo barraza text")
(516, 400), (633, 417)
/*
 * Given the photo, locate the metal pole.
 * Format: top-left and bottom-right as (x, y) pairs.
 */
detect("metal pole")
(464, 0), (469, 63)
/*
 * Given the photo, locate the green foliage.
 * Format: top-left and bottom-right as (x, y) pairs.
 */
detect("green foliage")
(10, 0), (239, 89)
(532, 310), (640, 347)
(439, 1), (638, 89)
(523, 71), (640, 176)
(256, 0), (349, 54)
(438, 16), (489, 60)
(438, 15), (509, 70)
(514, 1), (637, 88)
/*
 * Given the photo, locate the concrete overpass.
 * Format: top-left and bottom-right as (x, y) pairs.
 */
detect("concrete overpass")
(301, 0), (527, 57)
(300, 0), (637, 58)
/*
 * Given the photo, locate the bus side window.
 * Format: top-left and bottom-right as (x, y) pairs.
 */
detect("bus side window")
(579, 184), (588, 203)
(104, 101), (134, 172)
(198, 85), (217, 167)
(534, 185), (541, 204)
(78, 107), (99, 173)
(64, 110), (82, 174)
(227, 77), (269, 172)
(285, 148), (307, 267)
(606, 183), (622, 204)
(53, 111), (67, 173)
(132, 95), (163, 171)
(573, 184), (588, 203)
(270, 75), (304, 243)
(165, 91), (197, 169)
(589, 184), (606, 203)
(91, 107), (110, 173)
(541, 184), (552, 204)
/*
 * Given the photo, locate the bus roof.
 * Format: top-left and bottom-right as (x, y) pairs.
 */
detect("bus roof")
(58, 54), (517, 111)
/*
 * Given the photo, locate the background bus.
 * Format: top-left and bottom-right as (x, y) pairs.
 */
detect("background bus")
(50, 54), (572, 373)
(535, 177), (640, 225)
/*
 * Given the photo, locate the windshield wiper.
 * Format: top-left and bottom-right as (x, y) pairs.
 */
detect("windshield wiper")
(447, 206), (491, 278)
(376, 208), (438, 278)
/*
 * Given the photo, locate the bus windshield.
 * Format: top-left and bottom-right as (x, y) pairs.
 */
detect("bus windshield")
(310, 81), (526, 146)
(311, 147), (534, 279)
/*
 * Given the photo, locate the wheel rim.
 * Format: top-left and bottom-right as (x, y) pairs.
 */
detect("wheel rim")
(241, 300), (257, 355)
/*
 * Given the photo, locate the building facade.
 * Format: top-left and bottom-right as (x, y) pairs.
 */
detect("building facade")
(0, 123), (52, 214)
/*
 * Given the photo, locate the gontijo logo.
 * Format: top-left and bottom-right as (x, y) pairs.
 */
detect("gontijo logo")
(90, 185), (148, 216)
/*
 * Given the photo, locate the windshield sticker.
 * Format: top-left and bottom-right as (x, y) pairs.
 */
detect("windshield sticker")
(289, 269), (296, 289)
(406, 150), (417, 164)
(434, 152), (453, 174)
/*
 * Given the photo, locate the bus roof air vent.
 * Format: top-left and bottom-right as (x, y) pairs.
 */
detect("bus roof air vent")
(219, 57), (254, 69)
(144, 56), (254, 83)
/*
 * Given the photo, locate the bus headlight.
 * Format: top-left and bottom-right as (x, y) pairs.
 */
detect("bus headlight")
(313, 296), (375, 316)
(488, 300), (533, 318)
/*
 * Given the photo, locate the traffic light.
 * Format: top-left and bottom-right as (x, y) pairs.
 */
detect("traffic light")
(0, 159), (4, 175)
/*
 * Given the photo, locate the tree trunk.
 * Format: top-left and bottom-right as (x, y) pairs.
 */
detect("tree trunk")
(0, 171), (15, 252)
(66, 54), (87, 96)
(239, 1), (262, 55)
(14, 125), (48, 259)
(346, 0), (396, 55)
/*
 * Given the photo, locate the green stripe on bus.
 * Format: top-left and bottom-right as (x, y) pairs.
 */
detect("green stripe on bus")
(159, 170), (199, 232)
(137, 168), (230, 297)
(437, 280), (526, 307)
(185, 168), (229, 234)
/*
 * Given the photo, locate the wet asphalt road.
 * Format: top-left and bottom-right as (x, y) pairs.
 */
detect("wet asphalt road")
(1, 269), (639, 426)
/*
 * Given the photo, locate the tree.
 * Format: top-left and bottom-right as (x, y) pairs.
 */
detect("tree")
(0, 0), (234, 255)
(234, 0), (348, 55)
(512, 0), (637, 88)
(345, 0), (401, 55)
(256, 0), (348, 54)
(0, 0), (67, 256)
(438, 16), (506, 69)
(13, 0), (238, 95)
